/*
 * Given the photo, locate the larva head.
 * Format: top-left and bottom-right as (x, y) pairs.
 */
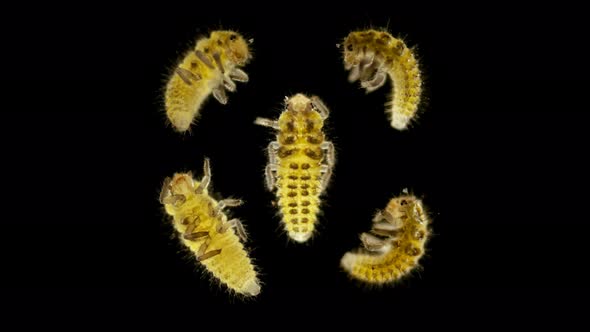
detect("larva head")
(278, 94), (324, 133)
(209, 31), (251, 66)
(168, 173), (196, 197)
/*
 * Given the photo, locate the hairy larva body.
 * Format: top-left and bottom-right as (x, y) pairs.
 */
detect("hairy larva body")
(160, 158), (260, 296)
(342, 29), (422, 130)
(255, 94), (335, 243)
(164, 30), (252, 132)
(341, 194), (430, 284)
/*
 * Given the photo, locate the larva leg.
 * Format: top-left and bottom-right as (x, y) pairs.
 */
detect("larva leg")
(183, 223), (209, 241)
(361, 71), (387, 92)
(196, 237), (222, 262)
(163, 194), (186, 206)
(320, 141), (335, 166)
(311, 96), (330, 119)
(212, 86), (228, 105)
(195, 50), (214, 69)
(372, 209), (403, 228)
(159, 177), (172, 204)
(265, 164), (278, 191)
(268, 141), (279, 164)
(195, 158), (212, 194)
(218, 218), (248, 242)
(212, 52), (225, 74)
(223, 77), (237, 92)
(361, 232), (389, 252)
(348, 64), (361, 82)
(254, 117), (280, 130)
(175, 67), (201, 85)
(320, 164), (333, 192)
(230, 68), (249, 82)
(215, 198), (243, 215)
(371, 221), (402, 237)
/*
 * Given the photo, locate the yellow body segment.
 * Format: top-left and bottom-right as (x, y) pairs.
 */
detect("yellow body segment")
(256, 94), (335, 243)
(161, 165), (260, 296)
(342, 29), (422, 130)
(341, 195), (430, 284)
(164, 30), (252, 132)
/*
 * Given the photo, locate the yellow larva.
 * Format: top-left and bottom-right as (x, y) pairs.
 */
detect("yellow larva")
(341, 194), (430, 284)
(255, 94), (335, 243)
(164, 30), (252, 132)
(341, 29), (422, 130)
(160, 158), (260, 296)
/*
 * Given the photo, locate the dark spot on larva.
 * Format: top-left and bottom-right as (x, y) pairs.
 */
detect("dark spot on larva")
(181, 217), (190, 225)
(301, 163), (310, 170)
(392, 240), (401, 248)
(301, 217), (309, 223)
(289, 209), (297, 215)
(400, 200), (407, 205)
(414, 230), (425, 240)
(287, 192), (297, 197)
(405, 245), (421, 256)
(307, 136), (321, 144)
(301, 190), (309, 196)
(279, 148), (294, 158)
(190, 62), (197, 69)
(301, 175), (311, 180)
(288, 175), (298, 180)
(293, 226), (300, 232)
(287, 184), (297, 189)
(286, 121), (295, 132)
(301, 227), (308, 232)
(204, 47), (210, 53)
(282, 136), (295, 145)
(217, 39), (222, 46)
(301, 201), (310, 206)
(291, 218), (298, 224)
(347, 44), (353, 51)
(230, 34), (238, 41)
(288, 202), (297, 207)
(289, 163), (298, 169)
(300, 184), (310, 189)
(304, 149), (321, 160)
(306, 120), (314, 131)
(302, 208), (310, 214)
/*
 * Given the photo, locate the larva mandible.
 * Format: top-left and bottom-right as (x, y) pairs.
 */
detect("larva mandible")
(341, 194), (430, 284)
(160, 158), (261, 296)
(164, 30), (252, 132)
(255, 94), (335, 243)
(341, 29), (422, 130)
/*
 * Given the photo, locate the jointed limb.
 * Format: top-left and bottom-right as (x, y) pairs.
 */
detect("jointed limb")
(311, 95), (330, 119)
(265, 164), (278, 191)
(320, 164), (333, 192)
(254, 117), (280, 130)
(195, 158), (211, 194)
(320, 141), (335, 167)
(217, 218), (248, 242)
(229, 68), (249, 82)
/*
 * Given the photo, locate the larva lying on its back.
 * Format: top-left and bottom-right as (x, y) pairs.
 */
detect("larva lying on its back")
(255, 94), (335, 243)
(164, 31), (252, 132)
(341, 29), (422, 130)
(160, 158), (261, 296)
(341, 194), (430, 284)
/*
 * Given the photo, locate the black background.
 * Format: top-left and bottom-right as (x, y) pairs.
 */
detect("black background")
(1, 3), (589, 312)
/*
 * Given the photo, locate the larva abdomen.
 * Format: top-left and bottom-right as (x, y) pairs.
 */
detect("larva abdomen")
(342, 29), (422, 130)
(161, 159), (260, 296)
(341, 194), (430, 284)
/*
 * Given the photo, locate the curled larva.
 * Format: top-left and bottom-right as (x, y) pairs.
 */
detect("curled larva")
(255, 94), (335, 243)
(341, 29), (422, 130)
(164, 30), (252, 132)
(160, 158), (260, 296)
(341, 194), (430, 284)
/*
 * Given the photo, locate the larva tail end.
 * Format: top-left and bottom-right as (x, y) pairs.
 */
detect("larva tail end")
(289, 231), (312, 243)
(241, 279), (261, 296)
(340, 252), (356, 272)
(390, 111), (411, 130)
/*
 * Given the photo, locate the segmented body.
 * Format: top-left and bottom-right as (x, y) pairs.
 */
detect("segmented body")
(164, 30), (251, 132)
(160, 159), (260, 296)
(255, 94), (335, 243)
(342, 29), (422, 130)
(341, 195), (430, 284)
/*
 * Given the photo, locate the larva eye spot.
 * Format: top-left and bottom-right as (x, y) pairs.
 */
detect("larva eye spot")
(347, 44), (353, 52)
(230, 34), (238, 41)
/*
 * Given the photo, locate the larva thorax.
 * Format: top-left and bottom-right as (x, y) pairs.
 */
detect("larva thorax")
(255, 94), (335, 243)
(342, 29), (404, 70)
(161, 159), (260, 297)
